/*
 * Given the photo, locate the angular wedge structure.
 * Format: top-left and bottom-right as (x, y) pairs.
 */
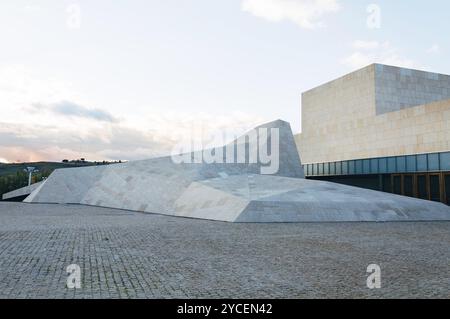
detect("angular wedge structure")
(24, 120), (450, 222)
(2, 181), (43, 201)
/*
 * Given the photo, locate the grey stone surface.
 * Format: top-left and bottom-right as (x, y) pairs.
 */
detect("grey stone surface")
(23, 119), (450, 222)
(0, 202), (449, 299)
(2, 181), (44, 201)
(375, 64), (450, 114)
(296, 64), (450, 164)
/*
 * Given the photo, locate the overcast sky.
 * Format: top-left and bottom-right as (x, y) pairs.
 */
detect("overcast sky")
(1, 0), (449, 163)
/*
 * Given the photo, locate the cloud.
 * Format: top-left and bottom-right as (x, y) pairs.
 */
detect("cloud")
(352, 40), (380, 50)
(0, 112), (266, 163)
(0, 64), (84, 124)
(427, 44), (441, 54)
(241, 0), (340, 29)
(24, 4), (42, 12)
(32, 101), (119, 123)
(342, 41), (419, 70)
(0, 65), (266, 163)
(0, 121), (173, 163)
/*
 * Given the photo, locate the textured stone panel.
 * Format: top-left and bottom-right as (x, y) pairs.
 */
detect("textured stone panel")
(296, 64), (450, 164)
(23, 119), (450, 222)
(375, 64), (450, 115)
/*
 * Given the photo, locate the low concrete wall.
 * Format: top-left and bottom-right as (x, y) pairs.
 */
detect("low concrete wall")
(2, 181), (44, 201)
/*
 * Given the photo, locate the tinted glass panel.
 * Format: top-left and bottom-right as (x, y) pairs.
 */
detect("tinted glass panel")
(336, 162), (342, 175)
(379, 158), (387, 173)
(393, 176), (402, 195)
(396, 156), (406, 172)
(429, 175), (441, 202)
(330, 162), (335, 175)
(318, 163), (324, 175)
(388, 158), (397, 173)
(417, 175), (428, 200)
(428, 154), (439, 171)
(370, 159), (378, 174)
(440, 152), (450, 170)
(363, 160), (370, 174)
(406, 155), (416, 172)
(342, 161), (348, 175)
(404, 175), (414, 197)
(348, 161), (355, 175)
(417, 154), (427, 172)
(355, 160), (363, 174)
(324, 163), (329, 175)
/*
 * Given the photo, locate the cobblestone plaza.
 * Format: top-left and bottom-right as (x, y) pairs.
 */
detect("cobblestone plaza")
(0, 202), (448, 299)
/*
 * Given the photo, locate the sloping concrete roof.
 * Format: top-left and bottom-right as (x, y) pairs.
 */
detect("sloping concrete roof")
(24, 120), (450, 222)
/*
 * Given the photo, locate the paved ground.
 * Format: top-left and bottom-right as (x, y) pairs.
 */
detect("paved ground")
(0, 202), (448, 299)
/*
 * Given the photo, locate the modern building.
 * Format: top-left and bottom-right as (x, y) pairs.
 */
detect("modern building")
(3, 63), (450, 221)
(295, 64), (450, 205)
(6, 119), (450, 222)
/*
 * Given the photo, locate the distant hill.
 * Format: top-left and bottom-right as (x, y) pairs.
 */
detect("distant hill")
(0, 161), (100, 177)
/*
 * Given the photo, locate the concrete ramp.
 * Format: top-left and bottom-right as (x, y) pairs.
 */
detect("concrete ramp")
(2, 181), (44, 202)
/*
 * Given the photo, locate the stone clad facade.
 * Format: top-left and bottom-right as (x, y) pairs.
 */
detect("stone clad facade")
(375, 64), (450, 115)
(295, 64), (450, 164)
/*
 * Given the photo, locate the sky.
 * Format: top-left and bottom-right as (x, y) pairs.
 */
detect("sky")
(1, 0), (449, 163)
